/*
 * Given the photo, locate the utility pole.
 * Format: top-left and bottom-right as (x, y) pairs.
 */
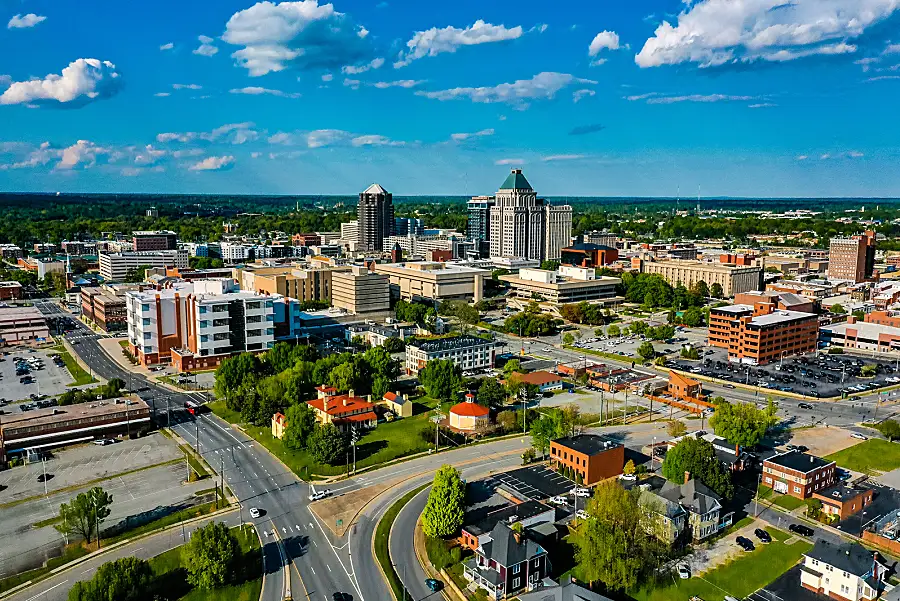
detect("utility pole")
(196, 418), (200, 456)
(220, 455), (225, 508)
(754, 472), (762, 517)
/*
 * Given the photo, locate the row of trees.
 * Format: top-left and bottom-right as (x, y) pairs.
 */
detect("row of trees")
(619, 273), (722, 310)
(505, 302), (557, 336)
(58, 378), (126, 406)
(559, 302), (614, 326)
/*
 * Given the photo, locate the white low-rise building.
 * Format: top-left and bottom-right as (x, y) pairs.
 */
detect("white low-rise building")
(801, 541), (886, 601)
(405, 335), (496, 375)
(100, 250), (188, 281)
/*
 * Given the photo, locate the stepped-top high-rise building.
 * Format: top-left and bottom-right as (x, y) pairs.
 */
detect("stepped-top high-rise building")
(486, 169), (572, 262)
(358, 183), (394, 252)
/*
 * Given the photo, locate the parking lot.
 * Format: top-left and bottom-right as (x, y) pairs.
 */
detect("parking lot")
(0, 349), (76, 413)
(670, 348), (900, 398)
(0, 433), (183, 503)
(484, 465), (575, 501)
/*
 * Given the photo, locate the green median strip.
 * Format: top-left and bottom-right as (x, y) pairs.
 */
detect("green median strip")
(0, 546), (90, 595)
(375, 484), (429, 601)
(31, 515), (63, 529)
(50, 344), (97, 387)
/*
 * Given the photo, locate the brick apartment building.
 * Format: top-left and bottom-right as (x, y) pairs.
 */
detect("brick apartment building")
(132, 230), (178, 252)
(763, 451), (836, 499)
(0, 281), (23, 301)
(667, 371), (703, 402)
(813, 485), (874, 520)
(708, 302), (818, 365)
(81, 287), (128, 332)
(549, 434), (624, 485)
(828, 230), (876, 283)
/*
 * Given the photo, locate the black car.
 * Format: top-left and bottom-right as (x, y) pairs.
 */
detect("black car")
(332, 594), (352, 601)
(736, 536), (755, 551)
(789, 523), (814, 537)
(754, 528), (772, 543)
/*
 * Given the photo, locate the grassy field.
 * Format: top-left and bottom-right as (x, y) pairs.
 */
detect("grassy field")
(148, 524), (261, 601)
(630, 526), (811, 601)
(825, 439), (900, 474)
(209, 400), (435, 477)
(50, 345), (96, 387)
(757, 485), (806, 511)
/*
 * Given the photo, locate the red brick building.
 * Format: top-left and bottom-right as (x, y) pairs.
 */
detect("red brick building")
(549, 434), (624, 486)
(709, 303), (818, 365)
(560, 243), (619, 268)
(814, 485), (874, 520)
(763, 451), (836, 499)
(0, 281), (23, 301)
(668, 371), (703, 402)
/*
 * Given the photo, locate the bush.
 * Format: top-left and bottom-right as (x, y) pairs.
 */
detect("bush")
(828, 347), (844, 354)
(425, 537), (454, 571)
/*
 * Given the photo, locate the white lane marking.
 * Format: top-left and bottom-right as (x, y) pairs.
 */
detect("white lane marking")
(327, 564), (332, 572)
(23, 579), (68, 601)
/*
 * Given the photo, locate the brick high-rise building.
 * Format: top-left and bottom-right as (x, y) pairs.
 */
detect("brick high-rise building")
(828, 230), (876, 283)
(708, 303), (818, 365)
(357, 184), (393, 252)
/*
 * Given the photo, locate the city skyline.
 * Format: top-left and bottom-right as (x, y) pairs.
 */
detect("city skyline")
(2, 0), (900, 197)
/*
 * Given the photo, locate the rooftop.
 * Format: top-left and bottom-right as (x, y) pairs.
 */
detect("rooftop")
(823, 320), (900, 339)
(499, 169), (533, 191)
(307, 394), (376, 418)
(0, 306), (44, 320)
(463, 500), (554, 537)
(748, 309), (818, 327)
(552, 434), (622, 456)
(450, 400), (490, 417)
(409, 335), (494, 353)
(563, 243), (617, 252)
(765, 450), (834, 473)
(805, 540), (881, 577)
(509, 371), (562, 386)
(363, 183), (389, 195)
(1, 396), (148, 432)
(815, 484), (871, 504)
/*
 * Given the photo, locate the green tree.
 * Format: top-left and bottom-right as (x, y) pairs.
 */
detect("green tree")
(666, 420), (687, 437)
(422, 466), (466, 538)
(662, 437), (734, 499)
(830, 303), (846, 314)
(215, 352), (264, 410)
(308, 424), (348, 465)
(123, 265), (151, 283)
(503, 359), (523, 375)
(497, 410), (518, 433)
(563, 332), (575, 345)
(363, 346), (400, 381)
(709, 400), (776, 448)
(282, 403), (317, 451)
(371, 375), (391, 400)
(68, 557), (152, 601)
(477, 377), (508, 407)
(381, 337), (405, 353)
(878, 419), (900, 441)
(55, 487), (113, 544)
(183, 522), (238, 590)
(637, 341), (655, 361)
(806, 498), (823, 520)
(419, 359), (463, 401)
(692, 280), (710, 298)
(540, 260), (560, 271)
(607, 324), (621, 337)
(570, 481), (666, 591)
(328, 362), (364, 393)
(623, 459), (636, 475)
(680, 346), (699, 359)
(710, 282), (724, 299)
(682, 306), (703, 327)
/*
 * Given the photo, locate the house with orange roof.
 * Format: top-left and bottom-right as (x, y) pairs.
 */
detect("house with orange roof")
(506, 370), (563, 392)
(448, 393), (491, 432)
(306, 385), (378, 433)
(668, 371), (704, 402)
(379, 391), (413, 418)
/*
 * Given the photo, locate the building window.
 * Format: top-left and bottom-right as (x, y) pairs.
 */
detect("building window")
(141, 303), (150, 311)
(142, 318), (150, 326)
(793, 486), (801, 494)
(512, 578), (521, 589)
(512, 564), (521, 574)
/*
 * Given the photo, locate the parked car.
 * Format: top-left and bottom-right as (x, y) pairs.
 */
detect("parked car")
(736, 536), (755, 551)
(851, 433), (868, 440)
(549, 495), (568, 505)
(618, 473), (637, 483)
(754, 528), (772, 543)
(798, 403), (813, 409)
(424, 579), (443, 592)
(570, 487), (591, 497)
(575, 510), (590, 520)
(789, 523), (814, 537)
(677, 565), (691, 579)
(249, 507), (261, 519)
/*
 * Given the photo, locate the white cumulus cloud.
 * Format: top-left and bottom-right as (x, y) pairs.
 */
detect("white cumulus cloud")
(372, 79), (425, 89)
(306, 129), (352, 148)
(351, 134), (404, 147)
(189, 155), (235, 171)
(8, 13), (46, 29)
(417, 72), (596, 107)
(573, 89), (596, 103)
(194, 35), (219, 57)
(494, 158), (524, 166)
(156, 122), (257, 145)
(450, 129), (495, 142)
(160, 42), (174, 51)
(222, 0), (375, 76)
(627, 92), (759, 104)
(342, 57), (384, 74)
(172, 83), (202, 90)
(636, 0), (900, 68)
(0, 58), (121, 106)
(589, 31), (620, 54)
(229, 86), (300, 98)
(395, 20), (523, 68)
(57, 140), (109, 170)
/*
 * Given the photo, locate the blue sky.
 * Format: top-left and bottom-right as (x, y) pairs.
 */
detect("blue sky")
(2, 0), (900, 197)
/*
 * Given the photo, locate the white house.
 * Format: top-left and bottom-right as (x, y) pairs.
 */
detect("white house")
(801, 541), (886, 601)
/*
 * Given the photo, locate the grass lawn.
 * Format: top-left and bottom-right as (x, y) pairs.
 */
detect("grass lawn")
(209, 400), (435, 477)
(629, 526), (811, 601)
(825, 439), (900, 475)
(148, 524), (261, 601)
(49, 345), (96, 387)
(757, 485), (806, 511)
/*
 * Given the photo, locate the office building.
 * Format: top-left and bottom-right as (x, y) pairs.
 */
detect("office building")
(813, 485), (874, 520)
(238, 264), (344, 303)
(81, 287), (128, 332)
(340, 221), (359, 244)
(99, 250), (188, 281)
(829, 231), (877, 283)
(179, 242), (208, 258)
(61, 241), (97, 256)
(635, 258), (763, 297)
(0, 307), (49, 343)
(733, 290), (816, 314)
(358, 183), (394, 252)
(820, 315), (900, 354)
(560, 243), (619, 268)
(291, 233), (322, 247)
(499, 266), (621, 308)
(35, 259), (65, 280)
(126, 280), (275, 368)
(708, 303), (818, 365)
(467, 196), (494, 258)
(394, 217), (424, 236)
(0, 244), (23, 262)
(0, 281), (23, 301)
(549, 434), (624, 485)
(405, 335), (496, 375)
(584, 231), (617, 248)
(132, 230), (177, 252)
(487, 169), (572, 262)
(373, 261), (488, 303)
(330, 266), (390, 314)
(763, 451), (836, 499)
(801, 541), (886, 601)
(0, 396), (150, 463)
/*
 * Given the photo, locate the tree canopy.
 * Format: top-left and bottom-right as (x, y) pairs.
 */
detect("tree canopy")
(709, 399), (777, 448)
(419, 358), (463, 401)
(282, 402), (318, 451)
(68, 557), (152, 601)
(183, 522), (238, 590)
(422, 465), (466, 538)
(308, 423), (348, 465)
(661, 437), (734, 499)
(56, 486), (113, 544)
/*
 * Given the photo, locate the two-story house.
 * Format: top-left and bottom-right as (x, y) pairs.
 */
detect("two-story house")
(463, 522), (549, 599)
(763, 451), (836, 499)
(801, 540), (887, 601)
(306, 385), (377, 433)
(644, 474), (732, 542)
(638, 487), (688, 545)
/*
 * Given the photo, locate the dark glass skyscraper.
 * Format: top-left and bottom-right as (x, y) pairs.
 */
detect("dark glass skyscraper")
(357, 183), (394, 252)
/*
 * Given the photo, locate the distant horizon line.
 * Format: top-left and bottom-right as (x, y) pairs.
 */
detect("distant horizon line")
(3, 192), (900, 202)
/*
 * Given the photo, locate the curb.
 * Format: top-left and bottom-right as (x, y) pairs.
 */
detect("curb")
(0, 506), (238, 600)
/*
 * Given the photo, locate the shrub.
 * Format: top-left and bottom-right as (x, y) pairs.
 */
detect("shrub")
(425, 537), (454, 571)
